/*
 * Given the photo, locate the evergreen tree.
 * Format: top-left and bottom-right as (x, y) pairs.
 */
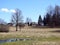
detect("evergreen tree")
(43, 16), (46, 26)
(38, 15), (42, 26)
(43, 13), (52, 26)
(43, 5), (60, 27)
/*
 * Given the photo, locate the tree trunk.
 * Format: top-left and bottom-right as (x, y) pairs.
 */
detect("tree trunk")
(16, 25), (18, 31)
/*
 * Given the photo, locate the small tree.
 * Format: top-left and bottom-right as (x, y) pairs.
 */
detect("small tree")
(43, 16), (46, 26)
(38, 15), (42, 26)
(26, 18), (32, 26)
(11, 9), (23, 31)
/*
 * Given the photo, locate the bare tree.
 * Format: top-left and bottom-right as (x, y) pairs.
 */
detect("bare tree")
(0, 18), (7, 25)
(11, 9), (23, 31)
(26, 17), (32, 26)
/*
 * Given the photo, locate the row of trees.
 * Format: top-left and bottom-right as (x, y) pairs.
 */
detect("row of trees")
(38, 5), (60, 27)
(0, 5), (60, 32)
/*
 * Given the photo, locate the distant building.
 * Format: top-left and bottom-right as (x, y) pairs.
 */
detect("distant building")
(30, 22), (37, 26)
(7, 23), (13, 26)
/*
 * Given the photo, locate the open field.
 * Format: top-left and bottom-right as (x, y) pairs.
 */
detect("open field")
(0, 26), (60, 45)
(8, 26), (60, 37)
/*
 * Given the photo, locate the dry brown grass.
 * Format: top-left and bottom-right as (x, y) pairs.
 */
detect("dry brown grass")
(7, 26), (60, 37)
(0, 26), (60, 45)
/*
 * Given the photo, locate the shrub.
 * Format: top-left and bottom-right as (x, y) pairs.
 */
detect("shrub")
(0, 24), (9, 32)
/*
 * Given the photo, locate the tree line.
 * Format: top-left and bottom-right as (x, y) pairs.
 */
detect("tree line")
(0, 5), (60, 32)
(38, 5), (60, 27)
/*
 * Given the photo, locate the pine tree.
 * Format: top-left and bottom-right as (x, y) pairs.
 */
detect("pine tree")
(43, 16), (46, 26)
(38, 15), (42, 26)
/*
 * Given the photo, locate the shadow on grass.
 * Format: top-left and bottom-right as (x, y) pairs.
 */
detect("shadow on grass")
(50, 30), (60, 33)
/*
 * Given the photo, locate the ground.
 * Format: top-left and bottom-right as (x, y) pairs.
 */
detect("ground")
(0, 26), (60, 45)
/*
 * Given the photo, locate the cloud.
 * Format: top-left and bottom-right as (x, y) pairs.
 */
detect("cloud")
(0, 8), (16, 13)
(1, 8), (9, 12)
(10, 9), (16, 13)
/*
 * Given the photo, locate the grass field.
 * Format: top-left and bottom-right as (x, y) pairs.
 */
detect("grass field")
(0, 26), (60, 45)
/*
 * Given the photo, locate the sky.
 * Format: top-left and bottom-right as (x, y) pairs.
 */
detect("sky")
(0, 0), (60, 23)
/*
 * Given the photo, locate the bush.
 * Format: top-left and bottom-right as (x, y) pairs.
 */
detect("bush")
(0, 24), (9, 32)
(18, 23), (25, 28)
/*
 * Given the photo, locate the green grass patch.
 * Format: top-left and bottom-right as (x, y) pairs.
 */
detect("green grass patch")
(37, 36), (60, 41)
(0, 40), (34, 45)
(0, 34), (60, 41)
(0, 35), (60, 45)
